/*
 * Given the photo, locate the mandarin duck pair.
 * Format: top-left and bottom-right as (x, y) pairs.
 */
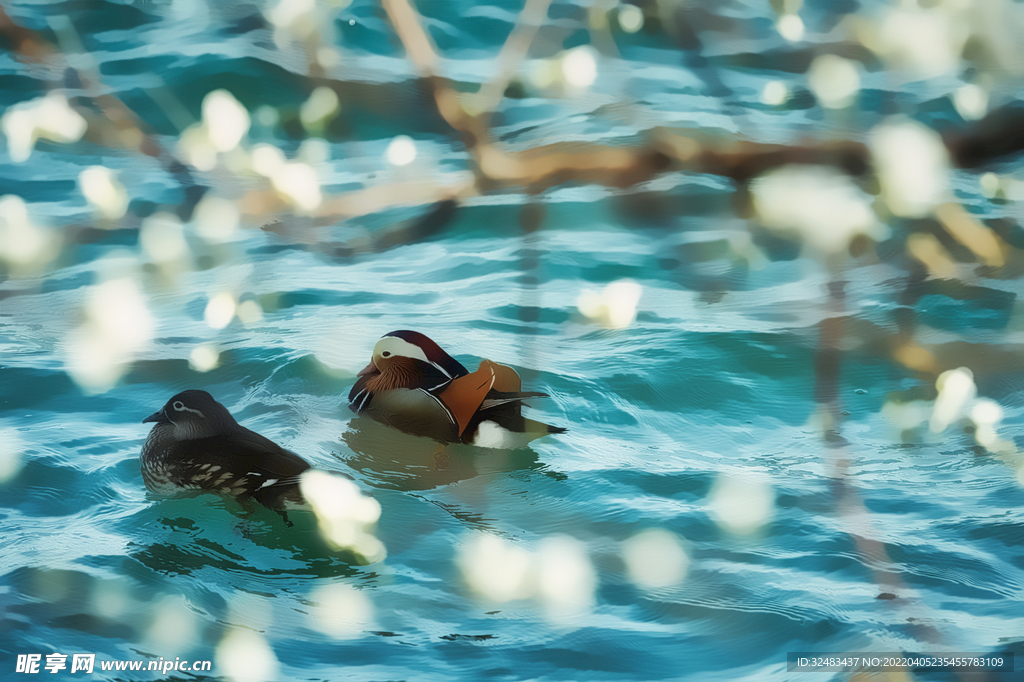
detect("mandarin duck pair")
(140, 331), (564, 508)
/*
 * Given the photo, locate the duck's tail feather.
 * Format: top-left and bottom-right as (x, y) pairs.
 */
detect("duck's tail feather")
(479, 391), (549, 410)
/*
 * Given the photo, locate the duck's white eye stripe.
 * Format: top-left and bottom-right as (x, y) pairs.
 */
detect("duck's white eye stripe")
(172, 401), (205, 418)
(374, 337), (430, 365)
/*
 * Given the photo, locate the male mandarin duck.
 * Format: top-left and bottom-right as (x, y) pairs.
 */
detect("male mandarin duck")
(348, 330), (566, 449)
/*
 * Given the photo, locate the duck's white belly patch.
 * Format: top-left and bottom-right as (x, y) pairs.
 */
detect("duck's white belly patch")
(471, 420), (535, 450)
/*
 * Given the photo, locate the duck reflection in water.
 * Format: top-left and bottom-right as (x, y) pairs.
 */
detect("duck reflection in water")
(341, 415), (557, 492)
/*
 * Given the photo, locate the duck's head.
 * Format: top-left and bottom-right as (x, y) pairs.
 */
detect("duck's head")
(358, 330), (468, 382)
(143, 389), (238, 439)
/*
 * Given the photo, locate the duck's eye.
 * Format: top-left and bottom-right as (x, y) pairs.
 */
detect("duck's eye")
(381, 351), (392, 358)
(173, 401), (185, 411)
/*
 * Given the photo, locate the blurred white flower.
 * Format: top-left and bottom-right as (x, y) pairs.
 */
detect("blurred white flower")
(536, 535), (597, 618)
(178, 124), (217, 171)
(577, 279), (642, 329)
(177, 90), (250, 170)
(883, 368), (1015, 454)
(618, 4), (644, 33)
(622, 528), (689, 590)
(89, 578), (132, 620)
(385, 135), (417, 167)
(2, 92), (87, 163)
(298, 138), (331, 166)
(255, 105), (280, 128)
(970, 398), (1004, 449)
(707, 474), (775, 535)
(299, 470), (385, 563)
(456, 532), (598, 621)
(79, 166), (129, 221)
(761, 81), (789, 106)
(251, 143), (286, 177)
(979, 173), (1001, 199)
(808, 55), (860, 109)
(561, 46), (598, 90)
(930, 367), (976, 433)
(144, 595), (199, 654)
(776, 13), (804, 42)
(300, 87), (340, 130)
(237, 300), (264, 325)
(0, 195), (60, 274)
(267, 0), (317, 38)
(204, 292), (237, 330)
(216, 629), (279, 682)
(194, 195), (240, 243)
(878, 4), (968, 80)
(0, 428), (24, 485)
(965, 0), (1024, 77)
(881, 399), (933, 433)
(188, 344), (220, 373)
(870, 119), (951, 218)
(266, 0), (350, 51)
(203, 90), (250, 153)
(271, 162), (322, 213)
(750, 165), (886, 254)
(139, 213), (189, 265)
(249, 145), (322, 212)
(306, 583), (374, 639)
(457, 533), (532, 603)
(954, 84), (988, 121)
(64, 277), (154, 394)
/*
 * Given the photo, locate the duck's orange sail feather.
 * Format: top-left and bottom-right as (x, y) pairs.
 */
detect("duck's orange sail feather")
(438, 360), (522, 436)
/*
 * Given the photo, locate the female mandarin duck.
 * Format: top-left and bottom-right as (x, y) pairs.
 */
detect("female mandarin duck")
(141, 390), (311, 509)
(349, 330), (566, 449)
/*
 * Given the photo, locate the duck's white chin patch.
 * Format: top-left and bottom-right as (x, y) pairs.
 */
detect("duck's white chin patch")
(471, 420), (535, 450)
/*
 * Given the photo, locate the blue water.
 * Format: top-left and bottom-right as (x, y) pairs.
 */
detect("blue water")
(2, 1), (1024, 680)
